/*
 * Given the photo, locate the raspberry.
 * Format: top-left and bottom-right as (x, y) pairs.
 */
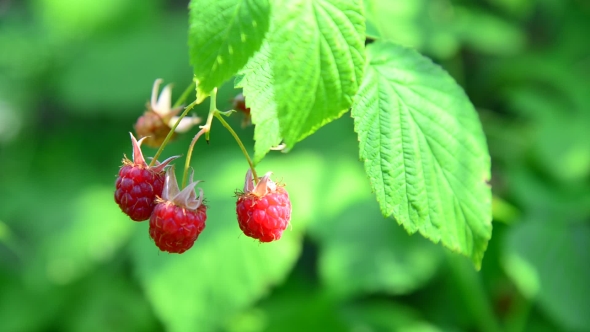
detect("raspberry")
(236, 170), (291, 242)
(114, 133), (178, 221)
(150, 167), (207, 253)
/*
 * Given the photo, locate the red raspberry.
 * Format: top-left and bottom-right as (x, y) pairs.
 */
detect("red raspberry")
(236, 170), (291, 242)
(115, 133), (178, 221)
(150, 167), (207, 253)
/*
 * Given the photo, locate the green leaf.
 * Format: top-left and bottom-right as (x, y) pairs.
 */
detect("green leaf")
(351, 41), (492, 268)
(268, 0), (365, 147)
(239, 41), (282, 164)
(503, 222), (590, 331)
(188, 0), (270, 101)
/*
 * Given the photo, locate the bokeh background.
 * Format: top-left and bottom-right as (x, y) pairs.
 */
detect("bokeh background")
(1, 0), (589, 331)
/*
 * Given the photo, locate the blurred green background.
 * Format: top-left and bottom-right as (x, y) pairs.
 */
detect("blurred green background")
(1, 0), (589, 331)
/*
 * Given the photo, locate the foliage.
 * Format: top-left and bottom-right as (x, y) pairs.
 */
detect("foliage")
(0, 0), (589, 332)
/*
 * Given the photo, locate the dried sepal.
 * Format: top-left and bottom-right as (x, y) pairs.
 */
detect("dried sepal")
(162, 166), (205, 211)
(124, 132), (178, 172)
(242, 169), (277, 197)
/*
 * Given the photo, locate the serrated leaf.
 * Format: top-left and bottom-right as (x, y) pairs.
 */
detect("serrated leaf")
(239, 41), (282, 164)
(188, 0), (270, 101)
(233, 73), (245, 88)
(269, 0), (365, 147)
(351, 41), (492, 268)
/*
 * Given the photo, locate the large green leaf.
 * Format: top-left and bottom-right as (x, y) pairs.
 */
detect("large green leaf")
(189, 0), (270, 100)
(503, 222), (590, 331)
(351, 41), (492, 268)
(132, 152), (324, 332)
(268, 0), (365, 147)
(238, 41), (282, 164)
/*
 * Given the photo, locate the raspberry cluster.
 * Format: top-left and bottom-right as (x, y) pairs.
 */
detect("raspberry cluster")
(114, 86), (292, 254)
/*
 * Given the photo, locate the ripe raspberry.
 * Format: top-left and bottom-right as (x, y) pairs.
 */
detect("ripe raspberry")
(150, 167), (207, 253)
(115, 133), (179, 221)
(231, 92), (251, 127)
(236, 170), (291, 242)
(135, 79), (201, 147)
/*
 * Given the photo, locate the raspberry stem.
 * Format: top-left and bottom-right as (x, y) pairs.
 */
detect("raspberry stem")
(183, 87), (258, 185)
(149, 100), (198, 167)
(172, 80), (196, 109)
(182, 127), (207, 188)
(213, 112), (258, 184)
(202, 88), (217, 143)
(179, 88), (217, 188)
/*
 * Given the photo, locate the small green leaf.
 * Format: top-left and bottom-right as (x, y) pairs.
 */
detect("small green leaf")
(188, 0), (270, 101)
(352, 41), (492, 268)
(239, 41), (282, 164)
(268, 0), (365, 147)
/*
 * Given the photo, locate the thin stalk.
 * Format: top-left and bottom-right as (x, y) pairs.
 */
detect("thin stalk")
(214, 112), (258, 183)
(203, 88), (217, 143)
(173, 81), (196, 108)
(182, 127), (207, 188)
(149, 100), (198, 167)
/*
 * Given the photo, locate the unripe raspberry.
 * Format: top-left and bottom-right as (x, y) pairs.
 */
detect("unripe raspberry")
(150, 167), (207, 253)
(236, 170), (291, 242)
(134, 109), (176, 148)
(114, 133), (178, 221)
(134, 79), (201, 147)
